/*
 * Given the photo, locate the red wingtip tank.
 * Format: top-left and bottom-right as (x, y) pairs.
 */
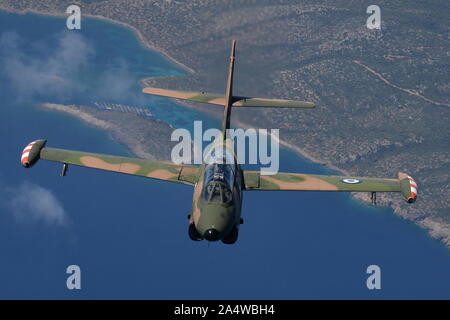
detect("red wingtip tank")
(398, 172), (418, 203)
(20, 139), (47, 168)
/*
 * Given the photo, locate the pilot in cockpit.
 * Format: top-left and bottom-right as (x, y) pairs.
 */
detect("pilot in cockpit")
(203, 163), (234, 204)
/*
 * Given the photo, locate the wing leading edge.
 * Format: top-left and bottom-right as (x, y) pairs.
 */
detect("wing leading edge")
(243, 171), (418, 203)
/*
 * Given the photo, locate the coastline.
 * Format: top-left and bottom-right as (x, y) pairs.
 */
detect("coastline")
(0, 7), (195, 74)
(38, 102), (175, 161)
(2, 6), (448, 248)
(83, 13), (196, 75)
(232, 117), (349, 175)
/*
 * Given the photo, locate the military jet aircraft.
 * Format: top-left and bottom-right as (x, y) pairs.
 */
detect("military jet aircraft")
(21, 40), (417, 244)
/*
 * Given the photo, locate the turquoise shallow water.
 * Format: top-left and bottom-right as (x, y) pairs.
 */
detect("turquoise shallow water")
(0, 11), (449, 299)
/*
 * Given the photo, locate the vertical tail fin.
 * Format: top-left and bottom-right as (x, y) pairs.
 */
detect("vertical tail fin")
(221, 40), (236, 134)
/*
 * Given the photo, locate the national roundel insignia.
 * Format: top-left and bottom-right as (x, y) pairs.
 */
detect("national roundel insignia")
(341, 178), (362, 184)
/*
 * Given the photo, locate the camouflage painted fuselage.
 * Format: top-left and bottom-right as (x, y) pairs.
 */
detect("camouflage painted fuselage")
(189, 138), (243, 243)
(190, 164), (243, 242)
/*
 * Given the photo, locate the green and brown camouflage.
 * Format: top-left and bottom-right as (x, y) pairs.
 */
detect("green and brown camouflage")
(141, 88), (316, 109)
(40, 147), (199, 185)
(244, 171), (400, 192)
(188, 134), (244, 242)
(21, 40), (417, 244)
(244, 171), (416, 202)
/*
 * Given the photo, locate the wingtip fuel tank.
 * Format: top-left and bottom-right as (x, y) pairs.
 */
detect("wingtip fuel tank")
(20, 139), (47, 168)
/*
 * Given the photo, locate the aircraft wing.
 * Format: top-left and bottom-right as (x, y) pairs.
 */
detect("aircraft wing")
(142, 87), (315, 108)
(21, 140), (199, 186)
(243, 170), (417, 203)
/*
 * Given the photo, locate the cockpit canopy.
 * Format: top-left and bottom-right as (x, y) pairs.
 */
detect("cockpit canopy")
(203, 163), (235, 203)
(203, 181), (232, 203)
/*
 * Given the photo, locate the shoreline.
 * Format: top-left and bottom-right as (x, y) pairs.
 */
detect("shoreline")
(2, 6), (448, 248)
(83, 13), (196, 75)
(232, 118), (349, 175)
(0, 7), (195, 74)
(38, 102), (175, 161)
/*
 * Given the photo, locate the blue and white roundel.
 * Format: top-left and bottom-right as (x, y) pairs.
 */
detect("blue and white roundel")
(341, 178), (362, 184)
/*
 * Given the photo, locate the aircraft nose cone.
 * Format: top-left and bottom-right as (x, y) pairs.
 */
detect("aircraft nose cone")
(204, 228), (220, 241)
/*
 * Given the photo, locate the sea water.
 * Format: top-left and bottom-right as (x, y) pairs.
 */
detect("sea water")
(0, 11), (449, 299)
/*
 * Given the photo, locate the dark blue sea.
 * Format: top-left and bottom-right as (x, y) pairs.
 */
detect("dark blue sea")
(0, 11), (449, 299)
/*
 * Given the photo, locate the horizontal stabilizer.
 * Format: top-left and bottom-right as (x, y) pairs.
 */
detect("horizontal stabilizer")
(142, 87), (315, 108)
(142, 87), (225, 105)
(232, 96), (315, 108)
